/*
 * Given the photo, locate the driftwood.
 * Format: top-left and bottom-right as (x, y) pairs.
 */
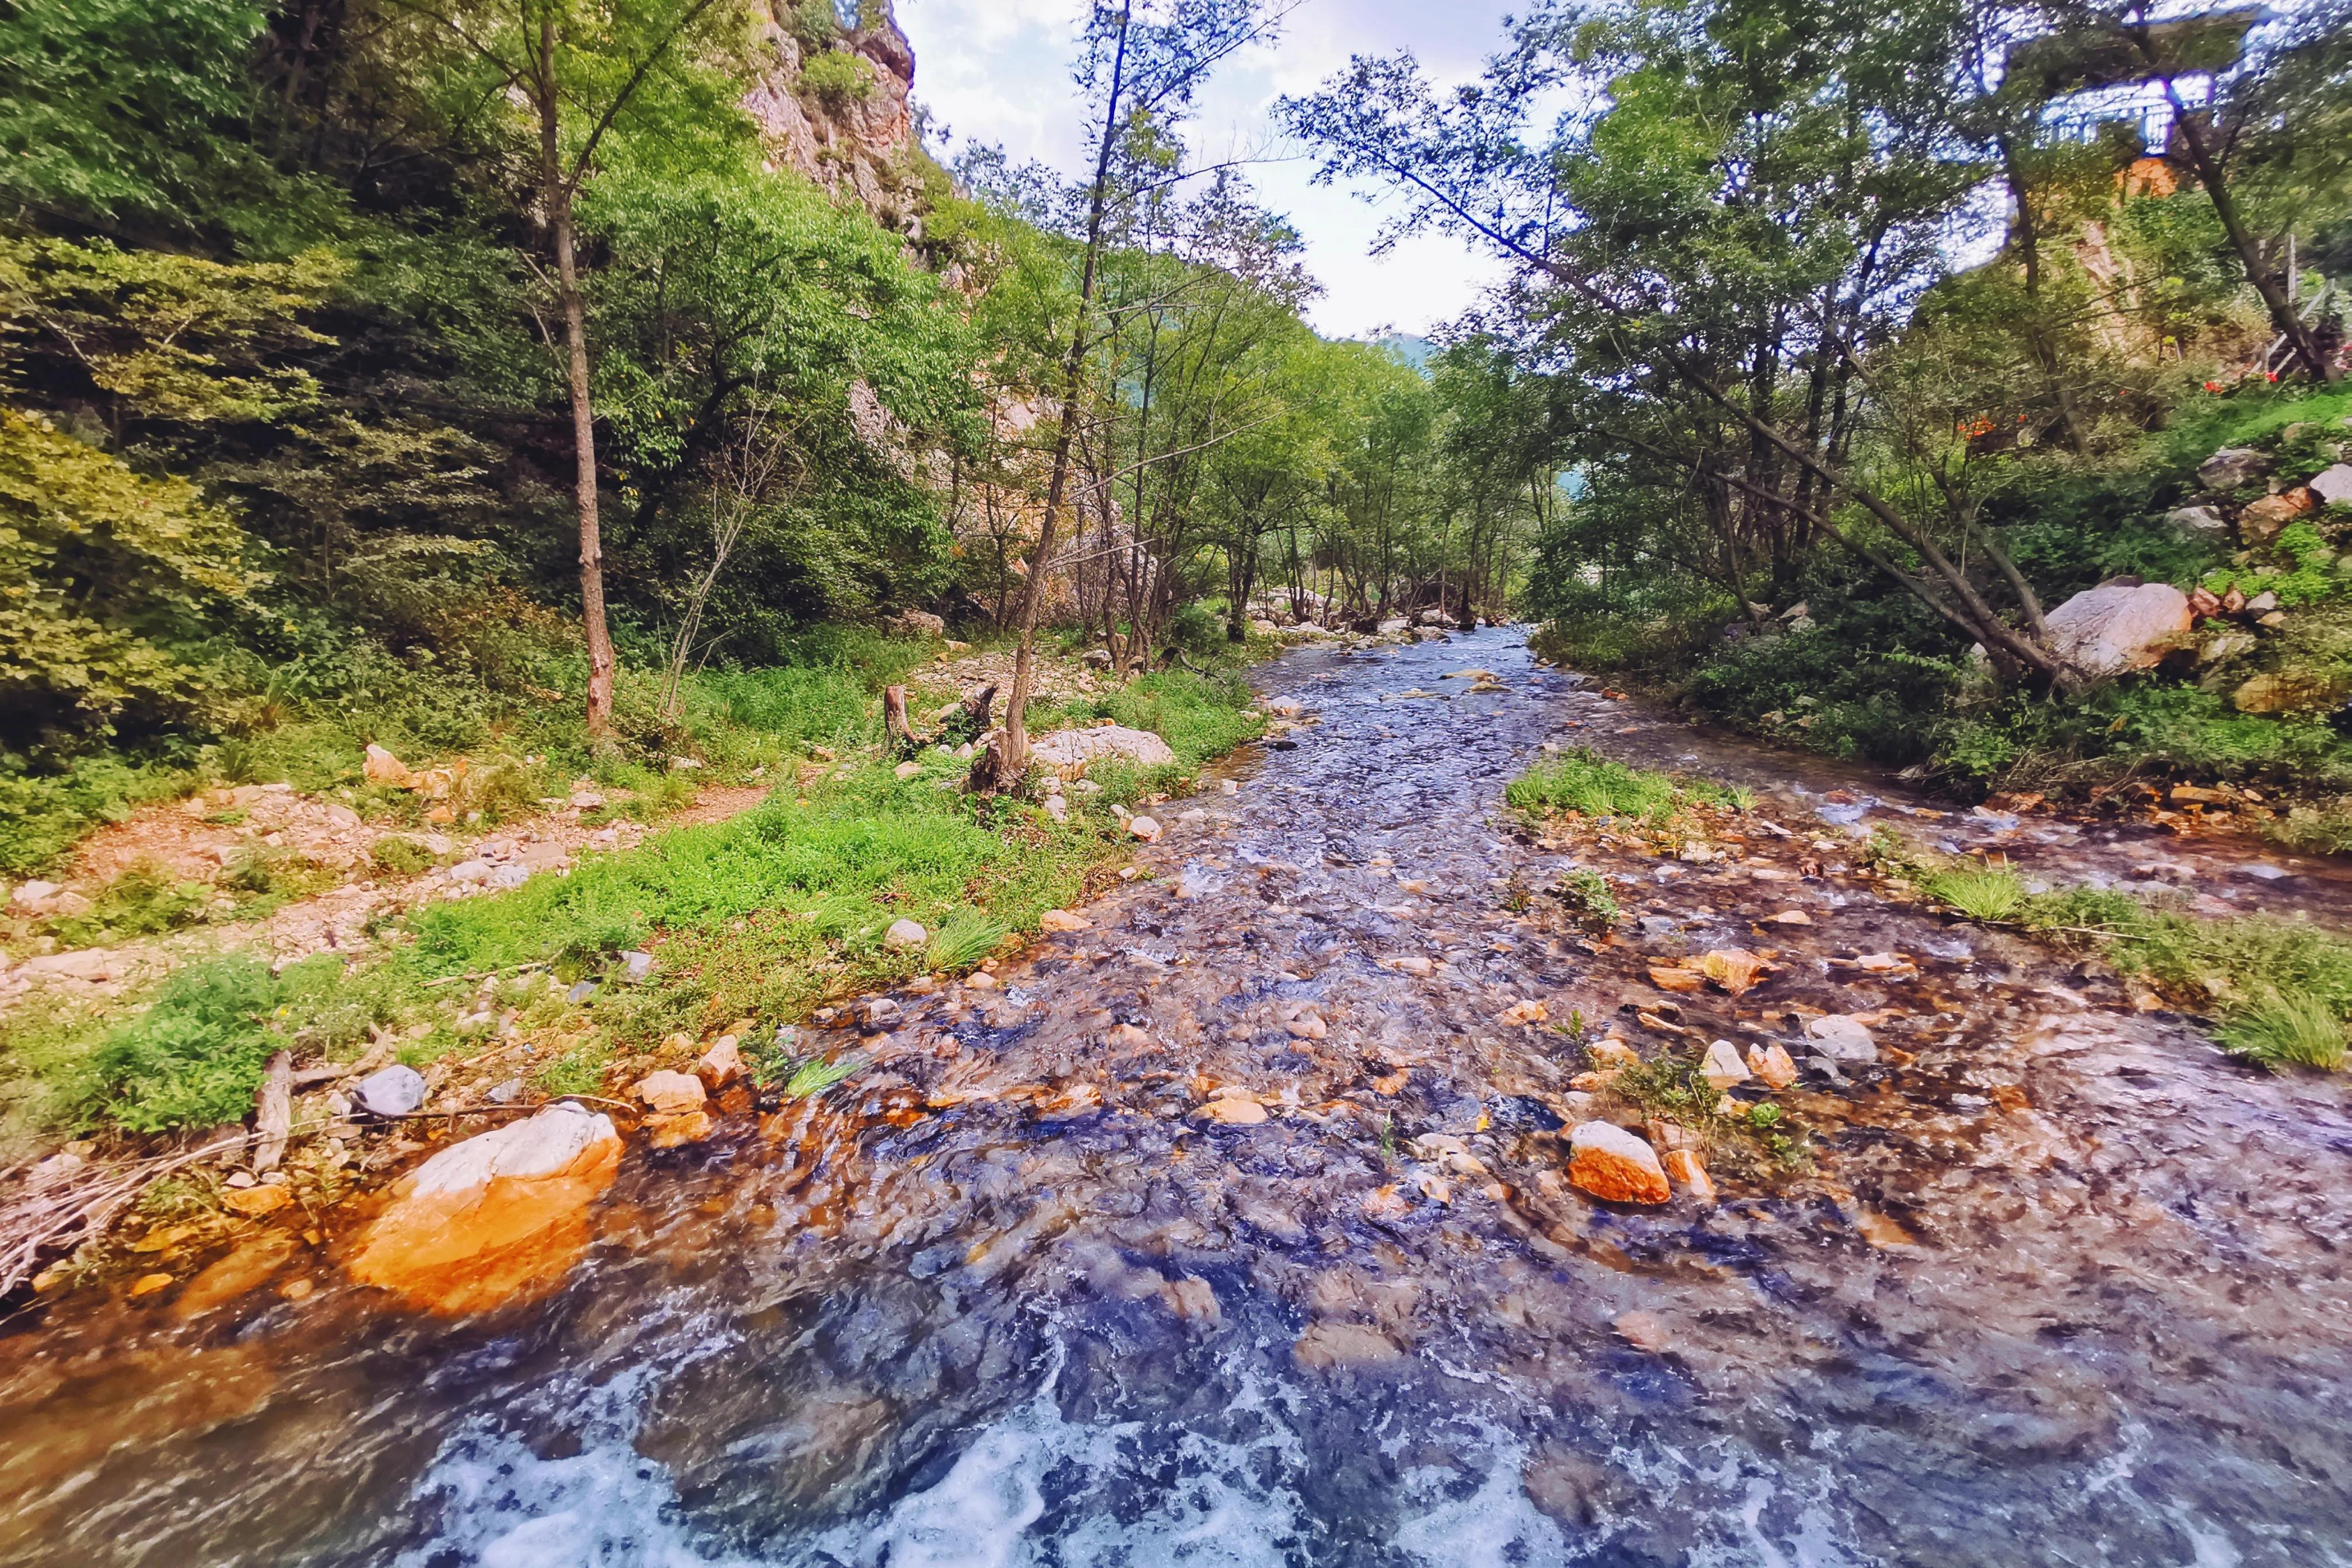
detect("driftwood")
(883, 684), (928, 754)
(0, 1126), (282, 1301)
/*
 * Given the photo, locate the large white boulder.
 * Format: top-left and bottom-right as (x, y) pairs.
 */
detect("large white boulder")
(1030, 725), (1176, 778)
(2042, 582), (2192, 680)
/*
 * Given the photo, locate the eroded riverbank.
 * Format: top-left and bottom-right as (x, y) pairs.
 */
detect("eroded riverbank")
(2, 626), (2348, 1567)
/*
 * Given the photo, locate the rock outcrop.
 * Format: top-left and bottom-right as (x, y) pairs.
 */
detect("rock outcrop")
(744, 1), (922, 226)
(1030, 725), (1177, 778)
(347, 1104), (622, 1315)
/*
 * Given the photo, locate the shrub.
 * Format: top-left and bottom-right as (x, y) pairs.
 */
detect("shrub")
(81, 957), (282, 1133)
(797, 49), (870, 107)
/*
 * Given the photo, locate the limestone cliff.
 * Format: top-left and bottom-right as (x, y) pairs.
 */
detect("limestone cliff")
(744, 0), (926, 229)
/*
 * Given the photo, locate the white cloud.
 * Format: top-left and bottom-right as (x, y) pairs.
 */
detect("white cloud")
(895, 0), (1521, 338)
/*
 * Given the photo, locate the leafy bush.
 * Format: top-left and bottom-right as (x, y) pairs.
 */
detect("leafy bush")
(80, 956), (284, 1133)
(797, 49), (870, 107)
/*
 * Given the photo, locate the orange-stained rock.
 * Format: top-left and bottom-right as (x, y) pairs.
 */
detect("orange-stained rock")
(348, 1104), (621, 1316)
(1039, 908), (1091, 932)
(176, 1231), (299, 1317)
(1746, 1043), (1799, 1090)
(222, 1184), (294, 1217)
(635, 1070), (706, 1114)
(1662, 1147), (1717, 1205)
(1565, 1121), (1670, 1205)
(695, 1036), (743, 1088)
(1293, 1321), (1404, 1369)
(1588, 1039), (1641, 1070)
(645, 1110), (714, 1149)
(1612, 1310), (1672, 1353)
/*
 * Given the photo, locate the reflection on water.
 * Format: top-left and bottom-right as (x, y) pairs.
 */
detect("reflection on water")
(3, 628), (2350, 1567)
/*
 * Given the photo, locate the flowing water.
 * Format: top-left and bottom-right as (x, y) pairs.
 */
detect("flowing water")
(4, 627), (2350, 1567)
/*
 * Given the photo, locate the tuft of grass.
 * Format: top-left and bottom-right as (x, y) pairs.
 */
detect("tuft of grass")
(783, 1053), (861, 1098)
(1920, 863), (2028, 922)
(1553, 869), (1621, 932)
(371, 835), (436, 876)
(1506, 748), (1749, 821)
(2217, 993), (2348, 1072)
(926, 909), (1008, 973)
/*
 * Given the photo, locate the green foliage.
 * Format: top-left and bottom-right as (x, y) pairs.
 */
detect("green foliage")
(1553, 868), (1620, 932)
(0, 408), (257, 748)
(925, 909), (1007, 972)
(79, 955), (280, 1133)
(796, 49), (870, 107)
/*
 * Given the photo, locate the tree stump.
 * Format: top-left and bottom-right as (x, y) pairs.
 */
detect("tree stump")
(883, 685), (926, 754)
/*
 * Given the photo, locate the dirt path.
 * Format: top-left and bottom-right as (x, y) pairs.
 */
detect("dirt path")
(0, 783), (774, 1019)
(2, 628), (2347, 1567)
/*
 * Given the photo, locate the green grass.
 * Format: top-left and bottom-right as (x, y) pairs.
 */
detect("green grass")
(1553, 869), (1621, 931)
(2217, 993), (2348, 1072)
(1506, 747), (1747, 820)
(1899, 837), (2352, 1074)
(1919, 863), (2029, 922)
(0, 638), (1267, 1143)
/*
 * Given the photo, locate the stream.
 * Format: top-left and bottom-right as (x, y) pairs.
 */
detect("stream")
(3, 626), (2350, 1567)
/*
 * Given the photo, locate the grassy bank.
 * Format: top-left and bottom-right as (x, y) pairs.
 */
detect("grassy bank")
(1535, 383), (2352, 817)
(0, 657), (1266, 1160)
(1883, 837), (2352, 1073)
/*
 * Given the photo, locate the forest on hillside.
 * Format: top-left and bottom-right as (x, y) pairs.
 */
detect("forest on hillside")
(1291, 0), (2352, 825)
(0, 0), (1545, 874)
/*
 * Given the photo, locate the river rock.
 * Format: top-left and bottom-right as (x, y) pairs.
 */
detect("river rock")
(1700, 1039), (1750, 1090)
(1262, 696), (1306, 718)
(1612, 1310), (1672, 1353)
(1128, 815), (1163, 842)
(2232, 671), (2341, 713)
(883, 918), (928, 950)
(347, 1103), (622, 1315)
(1294, 1321), (1404, 1368)
(355, 1065), (427, 1118)
(1039, 908), (1090, 932)
(1565, 1122), (1670, 1205)
(2196, 447), (2270, 491)
(1662, 1148), (1716, 1204)
(1747, 1043), (1799, 1089)
(2239, 488), (2313, 545)
(2311, 464), (2352, 506)
(635, 1070), (706, 1114)
(2042, 582), (2192, 679)
(1192, 1095), (1267, 1126)
(1030, 725), (1176, 778)
(1804, 1014), (1878, 1062)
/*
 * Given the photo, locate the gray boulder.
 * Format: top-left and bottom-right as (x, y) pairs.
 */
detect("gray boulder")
(2309, 464), (2352, 507)
(2165, 504), (2231, 540)
(2043, 582), (2192, 680)
(2197, 447), (2272, 492)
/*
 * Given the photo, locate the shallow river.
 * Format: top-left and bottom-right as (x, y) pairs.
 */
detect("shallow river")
(4, 627), (2350, 1567)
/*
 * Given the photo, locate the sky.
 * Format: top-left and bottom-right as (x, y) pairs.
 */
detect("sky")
(896, 0), (1523, 341)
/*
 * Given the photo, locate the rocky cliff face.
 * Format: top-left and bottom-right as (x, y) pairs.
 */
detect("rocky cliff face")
(744, 0), (926, 230)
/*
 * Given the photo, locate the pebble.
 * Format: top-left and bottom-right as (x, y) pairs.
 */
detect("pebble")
(883, 918), (928, 950)
(1700, 1039), (1750, 1090)
(1128, 815), (1163, 842)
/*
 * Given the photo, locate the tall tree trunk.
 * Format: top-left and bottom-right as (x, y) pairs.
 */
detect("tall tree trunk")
(989, 9), (1129, 785)
(2151, 77), (2337, 382)
(540, 20), (617, 736)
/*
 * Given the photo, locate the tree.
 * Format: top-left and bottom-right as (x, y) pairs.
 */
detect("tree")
(394, 0), (749, 736)
(978, 0), (1282, 790)
(1283, 0), (2110, 690)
